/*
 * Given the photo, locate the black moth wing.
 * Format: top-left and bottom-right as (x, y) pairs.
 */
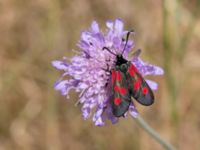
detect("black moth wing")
(111, 67), (131, 117)
(126, 62), (154, 106)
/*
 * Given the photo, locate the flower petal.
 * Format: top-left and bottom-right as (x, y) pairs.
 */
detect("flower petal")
(146, 79), (158, 91)
(106, 107), (118, 124)
(91, 21), (99, 33)
(81, 98), (96, 119)
(54, 79), (79, 96)
(114, 18), (124, 35)
(93, 107), (105, 126)
(95, 117), (104, 126)
(82, 107), (90, 119)
(132, 57), (164, 76)
(77, 40), (90, 50)
(106, 20), (113, 30)
(129, 102), (138, 118)
(54, 80), (68, 95)
(81, 31), (91, 44)
(52, 60), (68, 70)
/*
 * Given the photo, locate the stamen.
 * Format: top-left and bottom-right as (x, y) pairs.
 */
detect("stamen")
(83, 51), (91, 58)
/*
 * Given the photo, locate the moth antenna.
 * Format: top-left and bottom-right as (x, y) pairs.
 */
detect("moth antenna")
(122, 30), (134, 55)
(102, 47), (117, 56)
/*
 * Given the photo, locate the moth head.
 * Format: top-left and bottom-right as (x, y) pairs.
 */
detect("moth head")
(116, 54), (127, 66)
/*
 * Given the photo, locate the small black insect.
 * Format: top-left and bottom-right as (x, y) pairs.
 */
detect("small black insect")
(103, 31), (154, 117)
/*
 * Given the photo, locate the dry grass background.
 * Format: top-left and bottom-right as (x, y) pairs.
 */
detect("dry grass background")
(0, 0), (200, 150)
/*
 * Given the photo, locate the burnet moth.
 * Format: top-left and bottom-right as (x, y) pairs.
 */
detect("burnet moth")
(103, 30), (154, 117)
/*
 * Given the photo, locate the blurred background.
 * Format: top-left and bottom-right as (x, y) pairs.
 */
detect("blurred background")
(0, 0), (200, 150)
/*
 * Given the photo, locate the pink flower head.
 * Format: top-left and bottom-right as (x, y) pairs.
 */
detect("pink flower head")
(52, 19), (164, 126)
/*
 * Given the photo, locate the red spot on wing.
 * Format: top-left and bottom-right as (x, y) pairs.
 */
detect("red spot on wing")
(119, 87), (126, 95)
(130, 64), (138, 72)
(112, 70), (116, 84)
(142, 87), (149, 95)
(129, 65), (135, 76)
(133, 77), (142, 90)
(114, 97), (121, 106)
(116, 71), (121, 81)
(114, 85), (119, 92)
(114, 86), (127, 95)
(137, 77), (142, 84)
(134, 81), (140, 90)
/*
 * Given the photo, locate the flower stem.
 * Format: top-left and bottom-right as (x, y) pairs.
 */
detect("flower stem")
(134, 115), (176, 150)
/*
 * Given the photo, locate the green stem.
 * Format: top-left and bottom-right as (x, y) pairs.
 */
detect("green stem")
(162, 0), (178, 125)
(134, 115), (176, 150)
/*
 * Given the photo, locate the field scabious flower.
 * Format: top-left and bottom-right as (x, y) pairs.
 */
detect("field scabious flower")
(52, 19), (164, 126)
